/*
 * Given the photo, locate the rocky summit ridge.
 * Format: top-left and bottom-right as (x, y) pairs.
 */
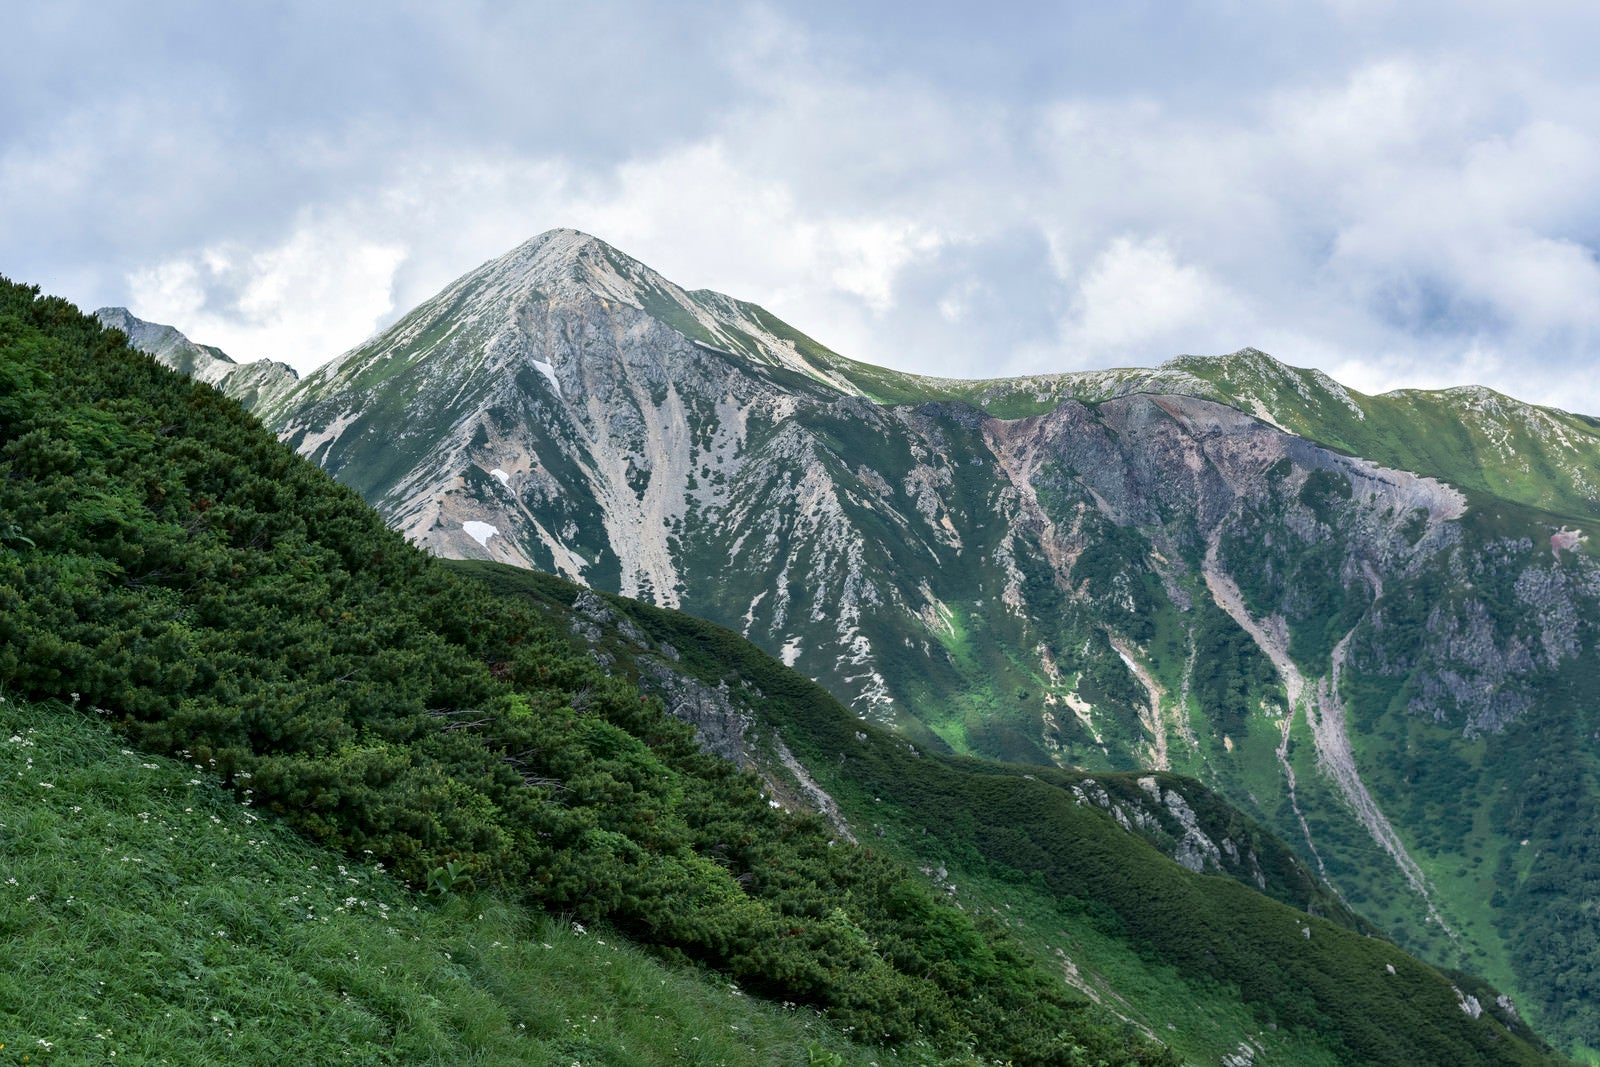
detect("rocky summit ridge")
(285, 229), (864, 411)
(101, 229), (1600, 1055)
(94, 306), (300, 412)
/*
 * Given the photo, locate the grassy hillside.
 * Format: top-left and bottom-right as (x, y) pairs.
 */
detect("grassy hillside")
(0, 694), (945, 1066)
(775, 317), (1600, 520)
(1160, 352), (1600, 518)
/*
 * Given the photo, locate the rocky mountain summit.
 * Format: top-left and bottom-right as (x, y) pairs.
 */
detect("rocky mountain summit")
(105, 229), (1600, 1054)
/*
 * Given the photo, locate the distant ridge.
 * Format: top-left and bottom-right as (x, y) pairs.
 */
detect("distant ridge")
(94, 306), (299, 413)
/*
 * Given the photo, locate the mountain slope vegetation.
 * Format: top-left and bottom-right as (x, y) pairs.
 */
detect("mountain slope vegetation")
(196, 230), (1600, 1057)
(0, 694), (936, 1067)
(0, 279), (1567, 1064)
(458, 560), (1560, 1066)
(3, 278), (1164, 1064)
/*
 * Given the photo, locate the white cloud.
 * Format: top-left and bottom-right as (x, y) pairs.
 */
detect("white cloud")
(128, 221), (405, 372)
(558, 140), (954, 352)
(126, 260), (206, 322)
(11, 4), (1600, 412)
(824, 220), (946, 313)
(1062, 237), (1242, 357)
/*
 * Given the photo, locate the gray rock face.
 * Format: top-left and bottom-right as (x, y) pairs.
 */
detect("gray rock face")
(95, 308), (299, 413)
(96, 306), (234, 386)
(1076, 776), (1281, 897)
(559, 585), (856, 842)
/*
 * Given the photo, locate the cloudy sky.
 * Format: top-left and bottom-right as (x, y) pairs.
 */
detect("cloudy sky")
(7, 1), (1600, 412)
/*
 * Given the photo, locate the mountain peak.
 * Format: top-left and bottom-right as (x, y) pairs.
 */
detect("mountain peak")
(474, 228), (664, 307)
(516, 226), (607, 251)
(303, 228), (867, 403)
(93, 306), (238, 386)
(505, 227), (612, 269)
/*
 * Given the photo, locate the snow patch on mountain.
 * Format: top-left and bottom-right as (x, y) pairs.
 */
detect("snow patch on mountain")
(780, 636), (803, 667)
(531, 359), (562, 397)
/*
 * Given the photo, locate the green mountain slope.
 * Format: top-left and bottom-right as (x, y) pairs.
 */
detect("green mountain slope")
(209, 230), (1600, 1057)
(0, 694), (935, 1067)
(0, 279), (1569, 1064)
(4, 278), (1168, 1065)
(458, 558), (1566, 1066)
(1128, 351), (1600, 519)
(804, 341), (1600, 521)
